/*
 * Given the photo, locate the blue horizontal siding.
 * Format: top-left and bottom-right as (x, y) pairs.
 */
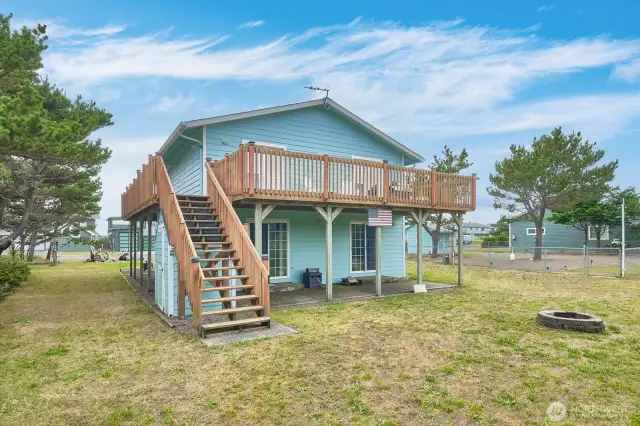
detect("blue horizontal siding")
(205, 106), (406, 166)
(406, 224), (452, 254)
(165, 128), (203, 195)
(510, 221), (636, 249)
(235, 208), (405, 284)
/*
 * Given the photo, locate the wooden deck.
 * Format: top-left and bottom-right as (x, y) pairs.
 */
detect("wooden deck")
(211, 143), (476, 212)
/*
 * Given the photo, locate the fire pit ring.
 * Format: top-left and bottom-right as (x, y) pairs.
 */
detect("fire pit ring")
(537, 311), (605, 333)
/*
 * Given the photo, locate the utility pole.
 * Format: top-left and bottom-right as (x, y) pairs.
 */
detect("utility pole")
(622, 198), (626, 278)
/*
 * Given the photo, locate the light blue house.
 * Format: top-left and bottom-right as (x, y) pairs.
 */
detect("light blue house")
(406, 224), (452, 255)
(122, 98), (476, 332)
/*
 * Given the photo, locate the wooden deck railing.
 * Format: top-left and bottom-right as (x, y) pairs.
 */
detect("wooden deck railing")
(155, 157), (204, 324)
(121, 154), (158, 218)
(206, 161), (270, 316)
(211, 143), (476, 211)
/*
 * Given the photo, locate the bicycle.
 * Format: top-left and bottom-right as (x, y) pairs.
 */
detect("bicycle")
(86, 246), (109, 262)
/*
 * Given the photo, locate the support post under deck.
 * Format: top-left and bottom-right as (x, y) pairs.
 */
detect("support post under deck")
(375, 226), (382, 296)
(129, 221), (133, 276)
(133, 219), (137, 280)
(458, 212), (464, 287)
(147, 212), (153, 290)
(416, 209), (424, 284)
(139, 216), (145, 286)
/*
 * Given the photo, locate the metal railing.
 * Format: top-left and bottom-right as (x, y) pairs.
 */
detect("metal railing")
(460, 245), (624, 277)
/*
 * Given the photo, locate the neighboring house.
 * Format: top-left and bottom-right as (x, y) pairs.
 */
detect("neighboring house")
(55, 229), (100, 252)
(509, 215), (638, 249)
(107, 217), (155, 252)
(462, 222), (494, 237)
(405, 224), (453, 255)
(120, 98), (476, 332)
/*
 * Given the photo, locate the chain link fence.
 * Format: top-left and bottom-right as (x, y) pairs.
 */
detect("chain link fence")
(461, 245), (624, 277)
(624, 247), (640, 277)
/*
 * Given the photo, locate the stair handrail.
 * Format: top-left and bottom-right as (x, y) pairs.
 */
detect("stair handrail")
(205, 161), (270, 315)
(155, 156), (205, 324)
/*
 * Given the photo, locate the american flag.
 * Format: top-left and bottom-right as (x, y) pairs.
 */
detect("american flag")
(368, 208), (393, 227)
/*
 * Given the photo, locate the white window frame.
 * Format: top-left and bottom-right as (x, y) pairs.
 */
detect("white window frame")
(349, 221), (377, 274)
(247, 218), (290, 280)
(588, 226), (609, 241)
(526, 227), (546, 236)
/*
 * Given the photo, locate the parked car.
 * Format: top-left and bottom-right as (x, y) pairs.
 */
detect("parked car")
(463, 235), (473, 245)
(609, 239), (632, 248)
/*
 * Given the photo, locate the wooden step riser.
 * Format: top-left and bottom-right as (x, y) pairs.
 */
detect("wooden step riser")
(201, 317), (270, 332)
(201, 305), (263, 316)
(202, 294), (258, 304)
(201, 284), (253, 292)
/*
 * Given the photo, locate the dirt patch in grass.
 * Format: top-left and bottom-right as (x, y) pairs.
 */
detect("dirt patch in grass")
(0, 262), (639, 424)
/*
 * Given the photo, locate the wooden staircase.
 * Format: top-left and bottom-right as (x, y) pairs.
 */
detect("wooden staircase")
(177, 194), (270, 334)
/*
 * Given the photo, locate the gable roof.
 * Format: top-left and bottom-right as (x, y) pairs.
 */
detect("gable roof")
(158, 98), (424, 163)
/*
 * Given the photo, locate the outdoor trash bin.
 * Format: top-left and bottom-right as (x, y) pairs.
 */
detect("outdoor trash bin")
(443, 254), (450, 265)
(303, 268), (322, 288)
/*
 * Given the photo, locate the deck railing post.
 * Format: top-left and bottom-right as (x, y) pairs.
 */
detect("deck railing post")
(471, 174), (477, 210)
(430, 169), (437, 207)
(248, 141), (256, 196)
(382, 160), (389, 203)
(323, 154), (329, 200)
(224, 153), (231, 194)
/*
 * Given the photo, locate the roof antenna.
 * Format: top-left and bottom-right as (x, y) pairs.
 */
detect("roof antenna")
(305, 85), (330, 105)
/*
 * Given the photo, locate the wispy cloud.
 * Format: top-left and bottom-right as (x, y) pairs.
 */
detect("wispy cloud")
(239, 20), (265, 29)
(537, 5), (555, 12)
(13, 18), (125, 39)
(150, 95), (194, 114)
(612, 59), (640, 83)
(34, 18), (640, 137)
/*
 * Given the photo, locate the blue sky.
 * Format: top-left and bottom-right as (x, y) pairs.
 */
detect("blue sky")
(5, 0), (640, 233)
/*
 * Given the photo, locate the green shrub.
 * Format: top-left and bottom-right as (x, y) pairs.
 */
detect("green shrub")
(0, 256), (31, 301)
(481, 235), (510, 248)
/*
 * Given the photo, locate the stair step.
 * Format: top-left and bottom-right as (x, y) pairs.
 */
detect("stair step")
(206, 274), (249, 281)
(198, 249), (235, 254)
(202, 265), (245, 272)
(190, 233), (228, 238)
(202, 294), (258, 304)
(188, 226), (223, 230)
(201, 316), (270, 331)
(184, 212), (217, 216)
(201, 284), (253, 292)
(201, 256), (241, 263)
(177, 194), (208, 199)
(186, 220), (222, 223)
(201, 305), (264, 316)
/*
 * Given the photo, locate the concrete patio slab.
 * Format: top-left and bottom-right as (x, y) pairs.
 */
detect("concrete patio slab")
(200, 321), (299, 347)
(271, 279), (456, 310)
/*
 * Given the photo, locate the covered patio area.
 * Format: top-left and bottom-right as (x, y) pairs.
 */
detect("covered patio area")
(270, 278), (456, 309)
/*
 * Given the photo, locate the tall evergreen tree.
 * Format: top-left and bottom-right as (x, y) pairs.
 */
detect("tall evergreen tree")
(488, 127), (617, 259)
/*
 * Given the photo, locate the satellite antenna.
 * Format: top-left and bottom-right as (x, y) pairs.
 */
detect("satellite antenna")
(305, 85), (330, 103)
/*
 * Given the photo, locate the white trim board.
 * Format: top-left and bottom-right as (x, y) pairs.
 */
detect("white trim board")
(158, 98), (424, 163)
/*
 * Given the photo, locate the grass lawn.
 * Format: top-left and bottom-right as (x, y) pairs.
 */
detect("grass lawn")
(1, 263), (640, 425)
